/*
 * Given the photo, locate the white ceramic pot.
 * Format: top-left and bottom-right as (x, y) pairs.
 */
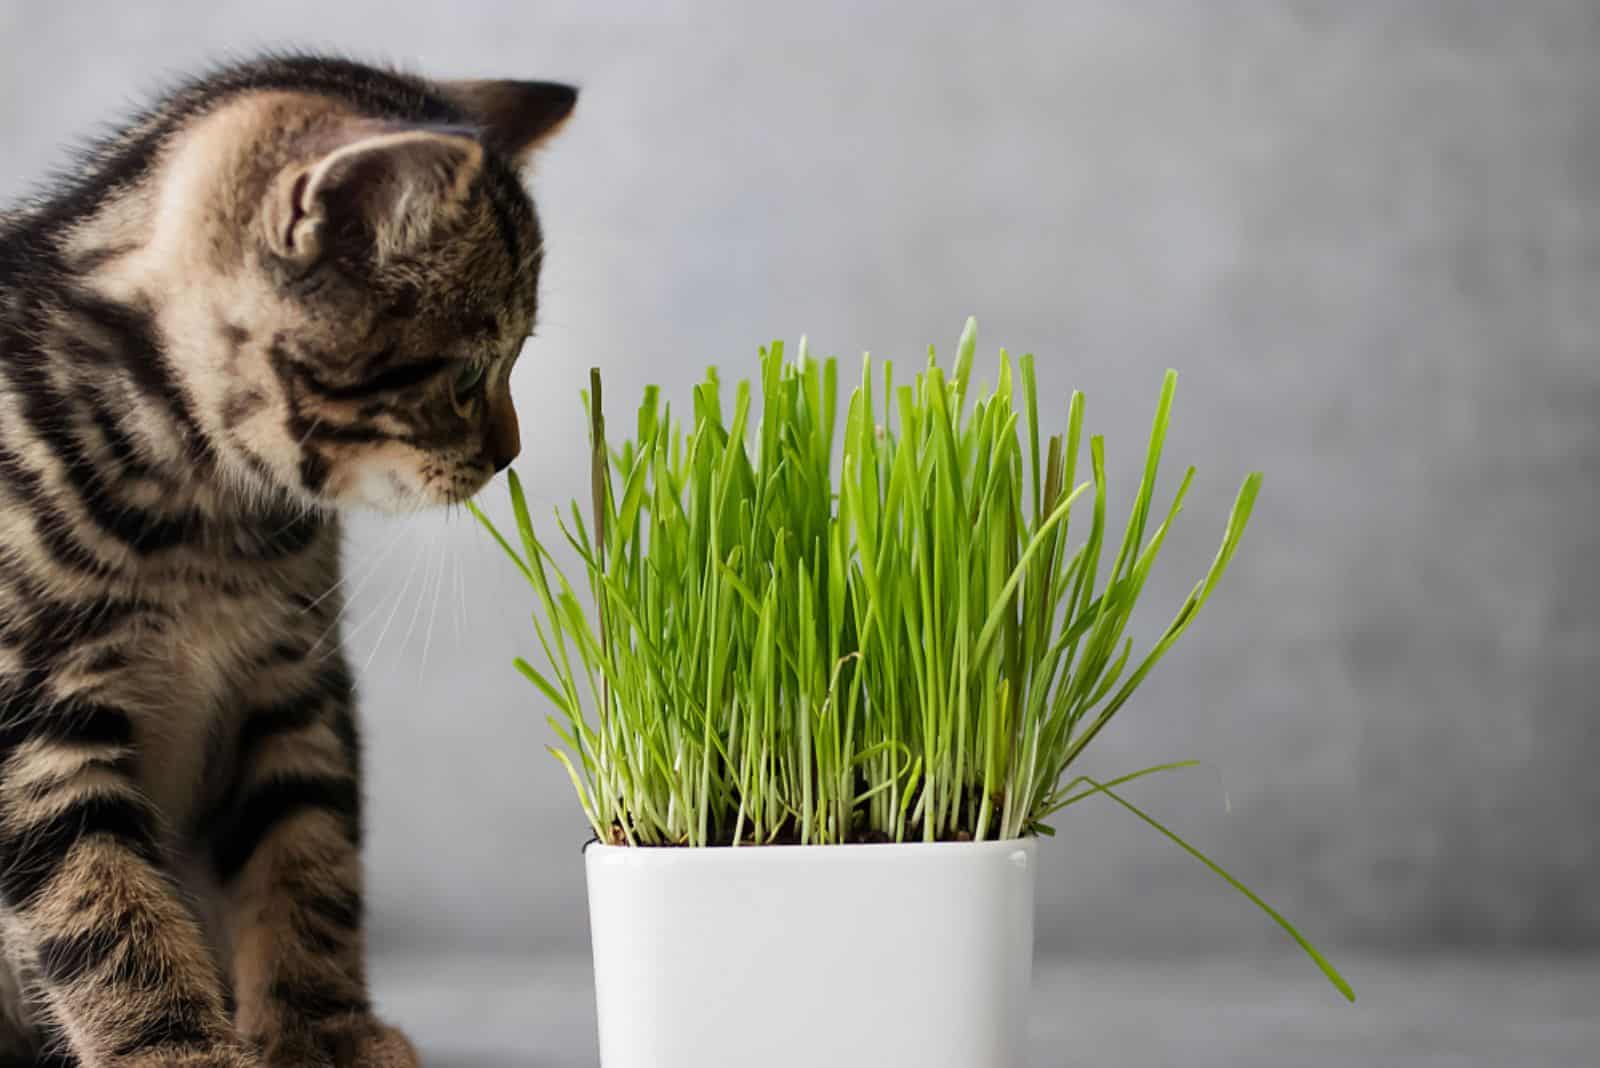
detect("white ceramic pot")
(585, 838), (1036, 1068)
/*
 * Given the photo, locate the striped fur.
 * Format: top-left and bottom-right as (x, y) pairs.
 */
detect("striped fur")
(0, 55), (575, 1067)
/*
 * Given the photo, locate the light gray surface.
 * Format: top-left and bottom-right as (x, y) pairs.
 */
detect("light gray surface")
(371, 951), (1600, 1068)
(1, 2), (1596, 961)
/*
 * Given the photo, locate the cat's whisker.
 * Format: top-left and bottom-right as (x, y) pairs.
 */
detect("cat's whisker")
(304, 520), (409, 616)
(419, 523), (447, 681)
(360, 530), (431, 674)
(309, 523), (412, 659)
(311, 584), (378, 662)
(399, 519), (441, 656)
(440, 499), (459, 641)
(294, 416), (324, 450)
(315, 530), (436, 671)
(452, 537), (467, 643)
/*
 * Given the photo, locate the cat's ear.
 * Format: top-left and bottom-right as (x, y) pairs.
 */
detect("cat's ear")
(437, 80), (578, 165)
(270, 125), (484, 267)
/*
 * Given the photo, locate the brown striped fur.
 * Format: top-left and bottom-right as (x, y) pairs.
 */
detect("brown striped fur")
(0, 55), (576, 1066)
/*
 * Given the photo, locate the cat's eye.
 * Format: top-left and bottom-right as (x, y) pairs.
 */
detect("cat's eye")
(451, 362), (487, 399)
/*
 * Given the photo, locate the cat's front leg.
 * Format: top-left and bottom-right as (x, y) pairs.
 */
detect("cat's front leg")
(212, 660), (417, 1068)
(0, 697), (259, 1068)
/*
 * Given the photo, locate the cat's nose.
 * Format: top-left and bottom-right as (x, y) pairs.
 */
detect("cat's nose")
(487, 389), (521, 473)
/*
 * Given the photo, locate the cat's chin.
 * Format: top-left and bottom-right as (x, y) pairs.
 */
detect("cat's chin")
(327, 463), (492, 514)
(335, 465), (437, 514)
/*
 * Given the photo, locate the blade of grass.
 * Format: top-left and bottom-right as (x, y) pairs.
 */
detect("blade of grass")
(1081, 776), (1355, 1002)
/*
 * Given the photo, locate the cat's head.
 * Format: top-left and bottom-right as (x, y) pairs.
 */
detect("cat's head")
(134, 68), (577, 513)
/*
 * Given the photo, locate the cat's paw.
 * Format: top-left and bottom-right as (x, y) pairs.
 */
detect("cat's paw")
(317, 1017), (420, 1068)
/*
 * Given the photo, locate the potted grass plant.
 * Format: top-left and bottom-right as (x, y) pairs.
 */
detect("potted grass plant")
(473, 320), (1350, 1068)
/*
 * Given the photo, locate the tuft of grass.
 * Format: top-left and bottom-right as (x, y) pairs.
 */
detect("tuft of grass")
(472, 320), (1352, 1000)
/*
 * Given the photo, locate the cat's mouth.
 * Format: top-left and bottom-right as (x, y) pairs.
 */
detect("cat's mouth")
(443, 469), (498, 507)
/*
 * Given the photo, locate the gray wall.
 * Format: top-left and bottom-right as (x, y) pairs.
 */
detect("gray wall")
(2, 1), (1596, 956)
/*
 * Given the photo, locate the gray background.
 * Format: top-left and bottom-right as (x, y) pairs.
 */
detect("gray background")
(3, 1), (1598, 1062)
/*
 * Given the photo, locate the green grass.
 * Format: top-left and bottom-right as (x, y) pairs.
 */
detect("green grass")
(473, 319), (1353, 1000)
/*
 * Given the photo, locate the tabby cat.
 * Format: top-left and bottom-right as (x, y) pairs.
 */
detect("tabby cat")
(0, 55), (576, 1066)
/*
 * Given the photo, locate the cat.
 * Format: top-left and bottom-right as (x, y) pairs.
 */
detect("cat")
(0, 54), (575, 1066)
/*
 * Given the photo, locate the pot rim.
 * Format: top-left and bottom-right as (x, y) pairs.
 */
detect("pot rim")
(584, 836), (1037, 864)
